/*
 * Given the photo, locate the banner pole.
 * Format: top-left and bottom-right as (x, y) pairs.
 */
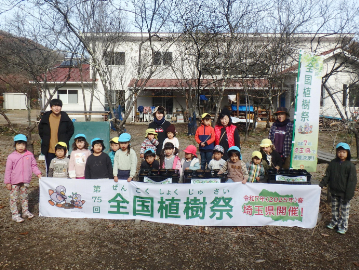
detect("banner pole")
(290, 50), (302, 169)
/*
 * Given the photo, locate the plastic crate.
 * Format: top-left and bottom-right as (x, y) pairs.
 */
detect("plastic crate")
(138, 169), (179, 183)
(183, 170), (227, 183)
(267, 169), (312, 185)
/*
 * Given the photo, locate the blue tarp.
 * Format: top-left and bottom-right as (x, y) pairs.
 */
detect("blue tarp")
(200, 95), (208, 101)
(231, 105), (254, 112)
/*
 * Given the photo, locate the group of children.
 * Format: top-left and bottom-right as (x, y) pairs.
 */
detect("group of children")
(4, 114), (357, 235)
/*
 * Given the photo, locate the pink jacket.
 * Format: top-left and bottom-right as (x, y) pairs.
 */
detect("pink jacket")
(4, 151), (41, 185)
(161, 155), (182, 171)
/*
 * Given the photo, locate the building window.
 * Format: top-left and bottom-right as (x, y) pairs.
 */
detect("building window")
(349, 84), (359, 107)
(105, 52), (125, 65)
(58, 90), (78, 104)
(105, 90), (125, 106)
(153, 52), (172, 66)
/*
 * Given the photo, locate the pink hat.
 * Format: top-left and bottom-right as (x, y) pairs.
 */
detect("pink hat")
(183, 145), (197, 157)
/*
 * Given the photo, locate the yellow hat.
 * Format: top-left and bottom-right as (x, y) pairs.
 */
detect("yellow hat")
(55, 142), (67, 148)
(201, 113), (211, 119)
(145, 128), (158, 139)
(252, 151), (262, 159)
(110, 137), (119, 144)
(260, 139), (272, 147)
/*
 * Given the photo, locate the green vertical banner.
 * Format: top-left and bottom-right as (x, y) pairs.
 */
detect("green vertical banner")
(291, 51), (323, 172)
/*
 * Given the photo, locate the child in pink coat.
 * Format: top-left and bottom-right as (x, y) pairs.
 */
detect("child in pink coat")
(4, 134), (42, 223)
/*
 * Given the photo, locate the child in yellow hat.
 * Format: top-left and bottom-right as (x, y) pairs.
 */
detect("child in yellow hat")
(259, 139), (282, 171)
(246, 151), (265, 183)
(140, 128), (159, 159)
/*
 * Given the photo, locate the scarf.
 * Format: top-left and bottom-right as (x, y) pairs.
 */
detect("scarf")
(154, 117), (165, 126)
(274, 119), (290, 127)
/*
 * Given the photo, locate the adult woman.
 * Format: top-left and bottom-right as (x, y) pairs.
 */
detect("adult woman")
(214, 108), (241, 160)
(148, 106), (171, 156)
(268, 107), (294, 169)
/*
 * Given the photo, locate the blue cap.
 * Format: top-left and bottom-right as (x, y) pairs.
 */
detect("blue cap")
(119, 133), (131, 142)
(91, 138), (103, 145)
(75, 134), (86, 139)
(336, 142), (350, 150)
(144, 149), (155, 154)
(228, 146), (241, 153)
(14, 134), (27, 142)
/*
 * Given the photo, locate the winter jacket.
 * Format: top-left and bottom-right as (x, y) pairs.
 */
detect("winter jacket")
(113, 148), (138, 178)
(261, 149), (283, 169)
(69, 149), (92, 178)
(4, 150), (41, 185)
(268, 121), (293, 158)
(161, 155), (182, 171)
(320, 159), (357, 202)
(180, 157), (200, 181)
(219, 159), (248, 182)
(38, 111), (74, 154)
(195, 124), (215, 151)
(214, 124), (240, 160)
(140, 138), (159, 154)
(148, 120), (171, 156)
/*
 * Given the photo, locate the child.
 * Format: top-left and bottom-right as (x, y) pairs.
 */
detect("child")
(140, 129), (159, 159)
(246, 151), (265, 183)
(218, 146), (248, 183)
(113, 133), (137, 182)
(160, 142), (181, 170)
(48, 142), (70, 178)
(69, 134), (91, 179)
(181, 145), (200, 171)
(195, 113), (215, 170)
(319, 142), (357, 234)
(208, 145), (226, 170)
(109, 137), (120, 166)
(162, 124), (179, 150)
(4, 134), (42, 222)
(140, 149), (160, 170)
(85, 138), (113, 179)
(259, 139), (282, 171)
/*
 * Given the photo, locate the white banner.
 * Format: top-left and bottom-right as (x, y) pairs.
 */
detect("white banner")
(39, 177), (320, 228)
(291, 51), (323, 172)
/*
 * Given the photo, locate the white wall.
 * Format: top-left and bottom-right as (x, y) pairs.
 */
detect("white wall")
(4, 93), (27, 110)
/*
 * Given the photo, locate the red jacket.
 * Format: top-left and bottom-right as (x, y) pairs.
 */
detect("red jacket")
(195, 124), (215, 150)
(214, 125), (236, 147)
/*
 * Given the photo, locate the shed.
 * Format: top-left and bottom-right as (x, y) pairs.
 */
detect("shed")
(3, 93), (27, 110)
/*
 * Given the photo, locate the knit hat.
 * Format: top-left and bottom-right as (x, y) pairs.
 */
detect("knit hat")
(183, 145), (197, 157)
(145, 128), (158, 139)
(166, 124), (176, 134)
(213, 145), (224, 154)
(260, 139), (273, 147)
(252, 151), (262, 159)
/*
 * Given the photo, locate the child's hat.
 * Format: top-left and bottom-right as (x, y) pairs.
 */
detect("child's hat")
(183, 145), (197, 157)
(56, 142), (67, 148)
(336, 142), (350, 150)
(110, 137), (119, 143)
(201, 113), (211, 119)
(14, 134), (27, 142)
(144, 149), (156, 155)
(145, 128), (158, 139)
(91, 138), (103, 145)
(74, 134), (86, 139)
(166, 124), (176, 134)
(119, 133), (131, 142)
(260, 139), (272, 147)
(213, 145), (224, 154)
(228, 146), (241, 153)
(252, 151), (262, 159)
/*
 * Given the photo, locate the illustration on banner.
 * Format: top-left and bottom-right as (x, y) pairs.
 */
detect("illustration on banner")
(48, 185), (86, 209)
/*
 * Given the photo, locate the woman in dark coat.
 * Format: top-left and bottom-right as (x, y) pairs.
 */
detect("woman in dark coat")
(268, 107), (294, 169)
(148, 106), (171, 156)
(214, 108), (241, 160)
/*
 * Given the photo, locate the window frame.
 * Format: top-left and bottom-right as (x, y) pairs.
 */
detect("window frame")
(57, 89), (78, 104)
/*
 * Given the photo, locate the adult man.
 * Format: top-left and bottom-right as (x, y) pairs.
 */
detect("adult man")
(38, 99), (74, 175)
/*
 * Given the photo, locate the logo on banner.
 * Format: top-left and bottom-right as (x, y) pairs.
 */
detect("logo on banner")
(48, 185), (86, 209)
(242, 189), (303, 222)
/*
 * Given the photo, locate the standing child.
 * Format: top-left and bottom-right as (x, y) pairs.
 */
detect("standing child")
(140, 129), (159, 159)
(259, 139), (282, 171)
(113, 133), (137, 182)
(162, 124), (179, 150)
(69, 134), (91, 179)
(319, 143), (357, 234)
(109, 137), (120, 166)
(140, 149), (160, 170)
(4, 134), (42, 222)
(85, 138), (113, 179)
(208, 145), (226, 170)
(218, 146), (248, 183)
(160, 142), (181, 170)
(195, 113), (215, 170)
(246, 151), (265, 183)
(48, 142), (70, 178)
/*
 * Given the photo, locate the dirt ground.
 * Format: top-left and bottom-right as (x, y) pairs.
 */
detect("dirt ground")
(0, 111), (359, 269)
